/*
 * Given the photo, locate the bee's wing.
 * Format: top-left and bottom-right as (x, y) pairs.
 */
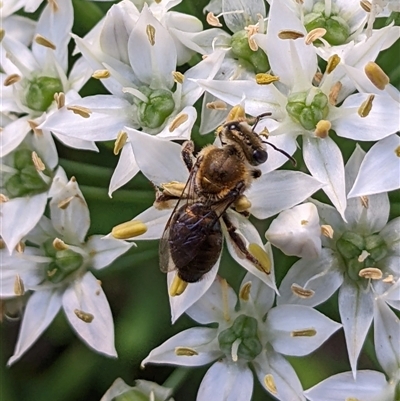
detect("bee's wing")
(159, 159), (200, 273)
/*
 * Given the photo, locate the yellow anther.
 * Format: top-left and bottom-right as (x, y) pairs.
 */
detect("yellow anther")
(53, 238), (68, 251)
(58, 195), (76, 210)
(313, 71), (324, 85)
(305, 28), (326, 45)
(239, 281), (252, 301)
(34, 34), (56, 50)
(14, 275), (25, 296)
(329, 81), (342, 106)
(360, 196), (369, 208)
(301, 219), (308, 225)
(47, 268), (58, 277)
(161, 181), (186, 197)
(264, 374), (277, 394)
(360, 0), (372, 12)
(15, 241), (25, 253)
(67, 105), (92, 118)
(74, 309), (94, 323)
(169, 113), (189, 132)
(358, 94), (375, 117)
(234, 195), (252, 213)
(0, 194), (9, 203)
(146, 24), (156, 46)
(315, 120), (331, 138)
(326, 54), (341, 74)
(255, 73), (280, 85)
(174, 347), (199, 356)
(172, 71), (184, 84)
(28, 120), (42, 136)
(291, 283), (315, 299)
(0, 29), (5, 42)
(226, 105), (246, 122)
(395, 146), (400, 157)
(92, 69), (110, 79)
(359, 267), (383, 280)
(206, 12), (222, 27)
(111, 220), (148, 239)
(291, 328), (317, 337)
(113, 131), (128, 155)
(321, 224), (334, 239)
(48, 0), (59, 12)
(248, 243), (271, 274)
(382, 274), (395, 283)
(206, 100), (227, 110)
(245, 24), (259, 51)
(364, 61), (389, 90)
(54, 92), (65, 109)
(3, 74), (21, 86)
(169, 275), (188, 297)
(278, 30), (304, 40)
(32, 151), (45, 171)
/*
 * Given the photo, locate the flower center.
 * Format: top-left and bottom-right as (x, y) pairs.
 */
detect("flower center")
(286, 89), (329, 131)
(134, 86), (175, 129)
(4, 149), (50, 198)
(218, 314), (262, 361)
(43, 239), (83, 284)
(336, 231), (388, 282)
(303, 1), (350, 45)
(230, 30), (270, 74)
(23, 76), (63, 111)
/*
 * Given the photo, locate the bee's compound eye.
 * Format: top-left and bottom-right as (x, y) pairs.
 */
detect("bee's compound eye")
(253, 149), (268, 164)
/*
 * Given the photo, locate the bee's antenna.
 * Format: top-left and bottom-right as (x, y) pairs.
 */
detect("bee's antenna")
(262, 140), (297, 166)
(251, 112), (272, 133)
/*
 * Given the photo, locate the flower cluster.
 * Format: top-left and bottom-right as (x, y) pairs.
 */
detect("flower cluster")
(1, 0), (399, 400)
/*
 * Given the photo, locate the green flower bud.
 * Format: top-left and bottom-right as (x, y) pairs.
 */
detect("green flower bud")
(347, 258), (364, 281)
(114, 390), (148, 401)
(336, 231), (365, 259)
(218, 314), (262, 361)
(46, 249), (83, 284)
(365, 234), (388, 262)
(43, 239), (57, 258)
(5, 167), (48, 197)
(286, 90), (329, 130)
(14, 149), (33, 170)
(136, 87), (175, 129)
(231, 30), (270, 73)
(24, 76), (63, 112)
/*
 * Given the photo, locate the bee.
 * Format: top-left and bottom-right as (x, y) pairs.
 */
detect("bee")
(157, 110), (295, 291)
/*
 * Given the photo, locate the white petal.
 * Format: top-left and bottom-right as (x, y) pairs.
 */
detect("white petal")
(380, 217), (400, 254)
(1, 193), (47, 253)
(223, 0), (266, 32)
(303, 136), (347, 220)
(197, 361), (253, 401)
(348, 135), (400, 197)
(277, 249), (343, 307)
(85, 235), (132, 270)
(53, 131), (98, 152)
(339, 277), (374, 377)
(32, 128), (59, 170)
(0, 116), (30, 157)
(304, 370), (394, 401)
(253, 347), (305, 401)
(62, 272), (117, 357)
(8, 289), (62, 365)
(311, 198), (347, 239)
(127, 128), (189, 185)
(157, 106), (196, 140)
(266, 304), (341, 356)
(186, 276), (237, 325)
(374, 298), (400, 377)
(141, 327), (222, 366)
(168, 255), (220, 323)
(248, 171), (323, 219)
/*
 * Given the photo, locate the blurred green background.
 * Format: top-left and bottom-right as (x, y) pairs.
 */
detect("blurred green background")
(1, 1), (399, 400)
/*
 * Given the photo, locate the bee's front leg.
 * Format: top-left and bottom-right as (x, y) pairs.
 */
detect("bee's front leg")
(181, 141), (195, 172)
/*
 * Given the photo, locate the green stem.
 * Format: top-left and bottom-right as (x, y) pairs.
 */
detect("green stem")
(162, 367), (191, 395)
(79, 185), (154, 204)
(72, 0), (104, 35)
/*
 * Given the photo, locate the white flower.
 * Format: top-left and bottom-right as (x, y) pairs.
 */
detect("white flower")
(142, 273), (341, 401)
(3, 176), (133, 365)
(277, 145), (400, 377)
(266, 202), (322, 259)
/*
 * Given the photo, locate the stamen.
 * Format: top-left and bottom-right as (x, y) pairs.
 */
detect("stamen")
(360, 0), (372, 12)
(301, 219), (308, 225)
(231, 338), (241, 362)
(146, 24), (156, 46)
(382, 274), (394, 283)
(326, 54), (341, 74)
(305, 28), (326, 45)
(248, 243), (271, 274)
(321, 224), (334, 238)
(364, 61), (389, 90)
(74, 309), (94, 323)
(291, 328), (317, 337)
(255, 73), (280, 85)
(53, 238), (68, 251)
(14, 275), (25, 296)
(329, 81), (342, 105)
(359, 267), (382, 280)
(313, 72), (324, 85)
(278, 30), (304, 40)
(111, 220), (148, 239)
(264, 374), (277, 394)
(113, 131), (128, 155)
(206, 100), (227, 110)
(360, 196), (369, 208)
(3, 74), (21, 86)
(221, 277), (231, 322)
(172, 71), (184, 84)
(234, 195), (251, 213)
(244, 24), (259, 51)
(161, 181), (186, 197)
(358, 94), (374, 117)
(0, 29), (5, 42)
(169, 275), (188, 297)
(67, 105), (92, 118)
(395, 146), (400, 157)
(291, 283), (315, 299)
(28, 120), (43, 136)
(169, 113), (189, 132)
(206, 12), (223, 27)
(226, 105), (246, 122)
(175, 347), (199, 356)
(32, 152), (45, 171)
(15, 242), (25, 253)
(315, 120), (331, 138)
(58, 195), (76, 210)
(239, 281), (252, 301)
(34, 34), (56, 50)
(122, 87), (149, 103)
(92, 69), (110, 79)
(0, 239), (5, 248)
(48, 0), (59, 12)
(0, 194), (9, 203)
(54, 92), (65, 109)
